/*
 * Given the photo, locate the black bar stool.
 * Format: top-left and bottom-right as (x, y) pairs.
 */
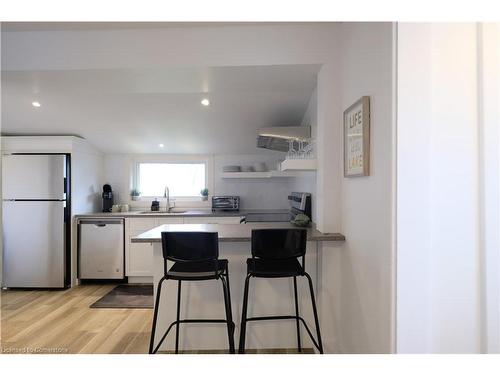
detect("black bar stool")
(238, 228), (323, 354)
(149, 231), (235, 354)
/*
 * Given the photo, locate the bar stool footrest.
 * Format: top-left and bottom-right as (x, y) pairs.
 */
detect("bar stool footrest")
(243, 314), (321, 352)
(152, 318), (235, 354)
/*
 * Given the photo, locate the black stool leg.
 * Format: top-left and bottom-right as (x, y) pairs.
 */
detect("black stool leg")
(293, 276), (302, 353)
(224, 265), (234, 328)
(149, 277), (166, 354)
(221, 276), (235, 353)
(224, 264), (235, 336)
(175, 280), (182, 354)
(238, 274), (251, 354)
(304, 272), (323, 354)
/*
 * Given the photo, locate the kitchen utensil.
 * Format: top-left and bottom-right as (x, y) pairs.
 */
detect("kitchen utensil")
(151, 199), (160, 212)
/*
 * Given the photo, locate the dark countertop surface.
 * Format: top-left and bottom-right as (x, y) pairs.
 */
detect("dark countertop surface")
(132, 222), (345, 243)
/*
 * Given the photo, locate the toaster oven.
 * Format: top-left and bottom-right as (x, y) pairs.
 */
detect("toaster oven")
(211, 196), (240, 211)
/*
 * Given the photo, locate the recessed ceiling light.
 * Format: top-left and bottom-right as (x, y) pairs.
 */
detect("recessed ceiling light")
(158, 143), (164, 148)
(32, 101), (41, 108)
(201, 98), (210, 106)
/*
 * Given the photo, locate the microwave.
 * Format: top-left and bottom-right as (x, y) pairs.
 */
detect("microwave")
(212, 196), (240, 211)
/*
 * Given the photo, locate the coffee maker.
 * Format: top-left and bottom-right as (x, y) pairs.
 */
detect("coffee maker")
(102, 184), (114, 212)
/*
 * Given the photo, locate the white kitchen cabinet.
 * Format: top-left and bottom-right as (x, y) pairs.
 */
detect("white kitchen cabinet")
(127, 220), (155, 277)
(128, 218), (157, 231)
(156, 217), (184, 226)
(126, 216), (240, 278)
(126, 218), (169, 277)
(128, 230), (154, 276)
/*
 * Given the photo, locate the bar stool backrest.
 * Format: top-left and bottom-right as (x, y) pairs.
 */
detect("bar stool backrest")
(161, 231), (219, 263)
(251, 229), (307, 263)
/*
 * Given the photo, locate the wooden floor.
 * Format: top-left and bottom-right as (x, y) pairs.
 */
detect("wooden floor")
(0, 284), (312, 354)
(1, 284), (152, 354)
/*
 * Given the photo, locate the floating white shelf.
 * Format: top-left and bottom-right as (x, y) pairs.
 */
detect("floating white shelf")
(221, 171), (298, 179)
(280, 158), (317, 171)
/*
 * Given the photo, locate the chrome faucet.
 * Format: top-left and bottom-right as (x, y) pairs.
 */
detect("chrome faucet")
(163, 186), (171, 212)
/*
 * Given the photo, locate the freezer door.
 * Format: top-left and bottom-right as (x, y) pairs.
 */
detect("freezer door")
(2, 154), (66, 200)
(2, 200), (66, 288)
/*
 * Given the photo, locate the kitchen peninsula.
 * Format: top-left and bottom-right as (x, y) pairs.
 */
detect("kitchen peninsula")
(132, 222), (344, 352)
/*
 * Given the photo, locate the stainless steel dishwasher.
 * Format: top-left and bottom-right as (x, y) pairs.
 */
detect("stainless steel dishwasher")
(78, 218), (124, 279)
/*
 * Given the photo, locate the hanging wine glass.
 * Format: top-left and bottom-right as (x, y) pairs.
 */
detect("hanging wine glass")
(287, 139), (297, 159)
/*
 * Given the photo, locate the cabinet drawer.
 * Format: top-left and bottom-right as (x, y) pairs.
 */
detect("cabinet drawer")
(128, 218), (157, 231)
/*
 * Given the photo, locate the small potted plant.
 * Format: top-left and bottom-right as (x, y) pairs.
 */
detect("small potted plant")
(131, 189), (141, 201)
(200, 188), (209, 201)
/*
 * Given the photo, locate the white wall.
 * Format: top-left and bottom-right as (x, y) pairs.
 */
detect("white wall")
(213, 154), (294, 209)
(315, 63), (342, 234)
(291, 88), (318, 222)
(71, 143), (104, 215)
(103, 153), (299, 210)
(340, 22), (395, 353)
(395, 23), (433, 352)
(397, 23), (500, 354)
(316, 23), (395, 354)
(478, 23), (500, 354)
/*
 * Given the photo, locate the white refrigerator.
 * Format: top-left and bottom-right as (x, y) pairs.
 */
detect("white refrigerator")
(2, 154), (70, 288)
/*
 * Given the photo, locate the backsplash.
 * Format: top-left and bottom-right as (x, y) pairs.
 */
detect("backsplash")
(102, 153), (315, 211)
(214, 154), (291, 209)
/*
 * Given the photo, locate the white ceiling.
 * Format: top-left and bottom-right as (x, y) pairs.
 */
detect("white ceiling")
(1, 64), (319, 154)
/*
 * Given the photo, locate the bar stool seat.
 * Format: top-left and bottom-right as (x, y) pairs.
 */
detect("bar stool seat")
(246, 258), (303, 278)
(168, 259), (228, 280)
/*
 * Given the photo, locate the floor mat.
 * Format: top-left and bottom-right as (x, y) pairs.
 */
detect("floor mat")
(90, 284), (153, 309)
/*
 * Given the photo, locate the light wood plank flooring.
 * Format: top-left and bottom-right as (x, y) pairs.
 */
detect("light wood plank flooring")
(1, 284), (152, 354)
(1, 284), (312, 354)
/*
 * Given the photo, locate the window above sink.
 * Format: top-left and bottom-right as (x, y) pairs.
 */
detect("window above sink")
(132, 155), (214, 204)
(138, 162), (205, 198)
